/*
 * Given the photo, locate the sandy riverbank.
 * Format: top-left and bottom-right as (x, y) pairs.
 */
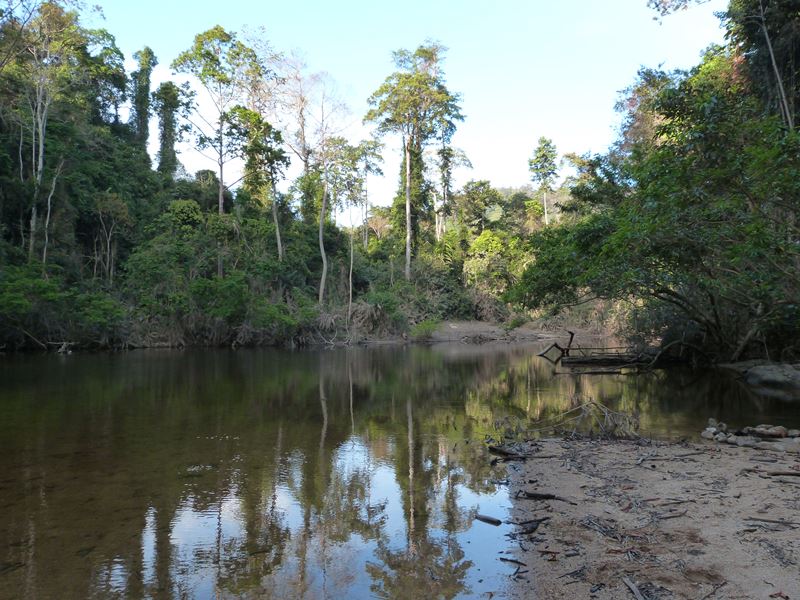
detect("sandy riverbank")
(500, 438), (800, 599)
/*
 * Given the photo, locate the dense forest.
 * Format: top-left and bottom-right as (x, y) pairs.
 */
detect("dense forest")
(0, 0), (798, 363)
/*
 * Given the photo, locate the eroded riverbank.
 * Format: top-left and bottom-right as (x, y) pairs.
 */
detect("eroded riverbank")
(503, 438), (800, 599)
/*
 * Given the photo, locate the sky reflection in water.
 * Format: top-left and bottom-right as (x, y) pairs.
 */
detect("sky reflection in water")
(1, 343), (798, 599)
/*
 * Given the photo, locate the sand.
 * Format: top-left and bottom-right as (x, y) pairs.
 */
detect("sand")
(501, 438), (800, 600)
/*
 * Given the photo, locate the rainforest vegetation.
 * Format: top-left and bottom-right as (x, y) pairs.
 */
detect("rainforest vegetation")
(0, 0), (798, 362)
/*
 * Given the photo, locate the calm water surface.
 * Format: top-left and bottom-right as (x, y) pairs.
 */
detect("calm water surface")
(1, 343), (799, 599)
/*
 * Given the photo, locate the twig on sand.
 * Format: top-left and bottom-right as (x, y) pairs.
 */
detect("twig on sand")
(499, 557), (527, 567)
(700, 581), (727, 600)
(517, 490), (577, 505)
(622, 575), (646, 600)
(744, 516), (800, 527)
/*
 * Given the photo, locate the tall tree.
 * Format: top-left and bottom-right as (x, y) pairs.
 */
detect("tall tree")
(12, 1), (82, 261)
(528, 137), (558, 226)
(172, 26), (260, 216)
(433, 145), (470, 241)
(229, 105), (289, 261)
(130, 46), (156, 151)
(151, 81), (191, 179)
(0, 0), (41, 75)
(355, 138), (383, 249)
(365, 42), (463, 281)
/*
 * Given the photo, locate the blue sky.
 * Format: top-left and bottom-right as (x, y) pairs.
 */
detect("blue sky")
(89, 0), (728, 204)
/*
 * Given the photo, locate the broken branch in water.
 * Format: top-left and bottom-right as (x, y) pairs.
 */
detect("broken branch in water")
(475, 514), (502, 526)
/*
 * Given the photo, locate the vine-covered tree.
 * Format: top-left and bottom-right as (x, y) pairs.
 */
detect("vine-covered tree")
(130, 46), (156, 152)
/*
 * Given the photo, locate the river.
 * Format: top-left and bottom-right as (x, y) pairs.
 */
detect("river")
(1, 343), (798, 599)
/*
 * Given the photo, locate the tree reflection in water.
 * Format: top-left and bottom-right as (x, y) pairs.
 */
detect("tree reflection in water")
(1, 343), (796, 598)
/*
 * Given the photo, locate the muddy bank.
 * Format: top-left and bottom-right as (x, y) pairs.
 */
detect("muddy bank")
(500, 438), (800, 599)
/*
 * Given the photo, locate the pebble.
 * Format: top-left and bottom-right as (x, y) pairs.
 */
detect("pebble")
(735, 436), (758, 448)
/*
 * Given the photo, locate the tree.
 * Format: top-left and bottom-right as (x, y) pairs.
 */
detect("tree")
(152, 80), (192, 179)
(130, 46), (156, 152)
(528, 137), (558, 225)
(0, 0), (41, 75)
(229, 106), (289, 261)
(317, 135), (359, 306)
(355, 138), (383, 249)
(11, 1), (82, 261)
(365, 42), (463, 281)
(724, 0), (796, 130)
(455, 180), (501, 234)
(513, 47), (800, 362)
(433, 145), (470, 241)
(172, 26), (260, 215)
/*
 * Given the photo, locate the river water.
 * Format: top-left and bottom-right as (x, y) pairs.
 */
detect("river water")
(1, 343), (798, 599)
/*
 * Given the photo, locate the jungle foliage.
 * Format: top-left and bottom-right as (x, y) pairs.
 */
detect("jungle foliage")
(2, 0), (796, 361)
(511, 11), (800, 361)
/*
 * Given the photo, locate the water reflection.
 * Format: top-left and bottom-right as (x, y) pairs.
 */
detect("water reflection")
(0, 344), (798, 599)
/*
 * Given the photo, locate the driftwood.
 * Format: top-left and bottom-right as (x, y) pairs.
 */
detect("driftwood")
(475, 514), (502, 526)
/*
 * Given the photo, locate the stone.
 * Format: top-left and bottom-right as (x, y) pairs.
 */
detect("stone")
(788, 429), (800, 438)
(736, 436), (758, 448)
(714, 432), (728, 442)
(766, 426), (788, 438)
(717, 422), (728, 433)
(755, 441), (779, 451)
(701, 430), (715, 440)
(744, 364), (800, 390)
(708, 418), (718, 428)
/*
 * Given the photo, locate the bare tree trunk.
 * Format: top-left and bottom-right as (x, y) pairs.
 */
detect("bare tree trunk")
(347, 227), (354, 329)
(404, 138), (412, 281)
(759, 0), (794, 130)
(363, 176), (369, 250)
(318, 176), (328, 305)
(18, 125), (24, 183)
(217, 134), (225, 278)
(29, 93), (49, 262)
(271, 181), (283, 261)
(41, 158), (63, 269)
(27, 204), (37, 261)
(543, 189), (549, 226)
(218, 133), (225, 215)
